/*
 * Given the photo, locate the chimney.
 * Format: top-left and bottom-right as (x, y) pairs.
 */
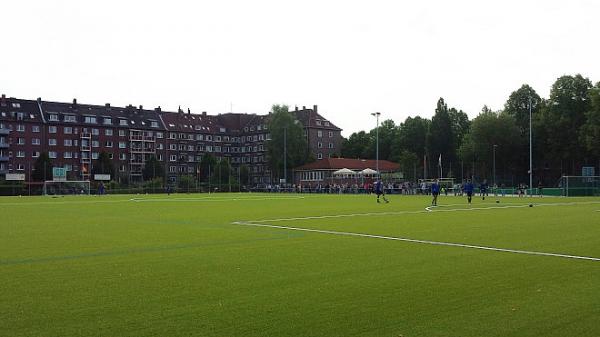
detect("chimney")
(37, 97), (42, 103)
(302, 106), (306, 110)
(105, 103), (111, 109)
(73, 98), (77, 105)
(202, 111), (207, 116)
(178, 105), (183, 113)
(313, 105), (318, 113)
(1, 94), (6, 106)
(155, 106), (161, 112)
(187, 108), (191, 114)
(138, 105), (143, 111)
(295, 106), (298, 112)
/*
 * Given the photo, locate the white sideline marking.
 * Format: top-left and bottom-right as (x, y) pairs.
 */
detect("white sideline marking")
(232, 221), (600, 262)
(129, 196), (306, 202)
(248, 200), (600, 223)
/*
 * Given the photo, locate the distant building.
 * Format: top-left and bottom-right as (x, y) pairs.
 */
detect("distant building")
(0, 95), (342, 185)
(294, 158), (401, 186)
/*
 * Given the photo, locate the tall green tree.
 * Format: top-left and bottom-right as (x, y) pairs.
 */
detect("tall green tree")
(428, 98), (455, 177)
(142, 155), (164, 181)
(504, 84), (543, 134)
(367, 119), (397, 161)
(213, 159), (232, 184)
(92, 151), (115, 178)
(541, 74), (592, 174)
(581, 82), (600, 162)
(199, 153), (217, 182)
(341, 131), (372, 159)
(266, 104), (308, 181)
(32, 152), (53, 181)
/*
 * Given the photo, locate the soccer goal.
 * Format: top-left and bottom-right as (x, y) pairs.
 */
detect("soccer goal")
(43, 180), (91, 196)
(558, 176), (600, 197)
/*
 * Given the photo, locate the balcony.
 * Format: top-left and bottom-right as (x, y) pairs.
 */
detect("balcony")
(0, 142), (8, 148)
(0, 128), (9, 135)
(0, 156), (9, 162)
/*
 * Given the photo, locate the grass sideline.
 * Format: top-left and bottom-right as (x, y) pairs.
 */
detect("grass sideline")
(1, 193), (600, 337)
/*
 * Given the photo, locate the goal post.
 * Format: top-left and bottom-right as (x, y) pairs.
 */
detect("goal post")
(558, 176), (600, 197)
(43, 180), (91, 196)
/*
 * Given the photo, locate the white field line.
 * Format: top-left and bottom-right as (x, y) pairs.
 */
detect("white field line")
(232, 221), (600, 262)
(245, 200), (600, 223)
(0, 199), (129, 206)
(129, 196), (306, 202)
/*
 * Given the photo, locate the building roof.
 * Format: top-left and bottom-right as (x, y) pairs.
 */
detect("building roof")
(292, 106), (342, 131)
(295, 158), (400, 171)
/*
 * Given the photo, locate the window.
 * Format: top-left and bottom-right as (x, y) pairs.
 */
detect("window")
(64, 139), (72, 146)
(119, 130), (126, 137)
(119, 153), (127, 160)
(17, 138), (25, 145)
(151, 121), (159, 128)
(17, 124), (25, 132)
(206, 146), (213, 152)
(119, 142), (127, 149)
(103, 118), (112, 125)
(64, 127), (72, 134)
(157, 143), (164, 150)
(206, 135), (212, 141)
(84, 116), (97, 124)
(64, 115), (76, 122)
(119, 119), (128, 126)
(92, 141), (99, 148)
(196, 134), (203, 141)
(32, 151), (40, 158)
(169, 133), (177, 139)
(105, 129), (113, 136)
(49, 151), (57, 159)
(49, 114), (59, 121)
(318, 142), (323, 148)
(48, 126), (57, 134)
(156, 132), (163, 139)
(317, 153), (323, 159)
(49, 139), (57, 146)
(91, 128), (99, 136)
(215, 136), (222, 142)
(169, 144), (176, 150)
(328, 143), (334, 149)
(105, 141), (113, 147)
(170, 155), (177, 162)
(187, 145), (194, 151)
(32, 138), (40, 145)
(17, 164), (25, 171)
(108, 153), (114, 159)
(214, 146), (221, 153)
(317, 130), (323, 138)
(316, 120), (322, 126)
(64, 152), (72, 159)
(92, 152), (99, 160)
(16, 151), (25, 158)
(169, 166), (177, 173)
(32, 125), (40, 133)
(119, 165), (127, 172)
(12, 103), (21, 108)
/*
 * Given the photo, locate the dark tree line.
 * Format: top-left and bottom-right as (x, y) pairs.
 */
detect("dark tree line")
(342, 74), (600, 186)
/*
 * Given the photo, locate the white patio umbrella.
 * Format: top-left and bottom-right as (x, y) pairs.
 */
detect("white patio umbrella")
(333, 168), (355, 176)
(360, 168), (378, 176)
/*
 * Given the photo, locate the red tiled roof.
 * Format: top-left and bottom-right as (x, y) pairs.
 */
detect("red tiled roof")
(295, 158), (400, 171)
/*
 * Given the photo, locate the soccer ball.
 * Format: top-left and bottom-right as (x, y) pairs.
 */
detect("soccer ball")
(496, 200), (499, 203)
(529, 204), (533, 207)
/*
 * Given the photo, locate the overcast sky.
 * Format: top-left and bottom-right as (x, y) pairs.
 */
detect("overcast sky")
(2, 0), (599, 136)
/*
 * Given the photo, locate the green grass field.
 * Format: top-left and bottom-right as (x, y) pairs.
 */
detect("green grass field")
(2, 193), (600, 337)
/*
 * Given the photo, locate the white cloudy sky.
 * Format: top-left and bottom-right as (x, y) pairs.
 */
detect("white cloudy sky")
(2, 0), (599, 136)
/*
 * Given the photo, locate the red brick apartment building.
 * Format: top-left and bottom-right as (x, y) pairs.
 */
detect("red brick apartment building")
(0, 95), (342, 185)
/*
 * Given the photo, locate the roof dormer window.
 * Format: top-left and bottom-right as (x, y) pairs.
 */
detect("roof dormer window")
(49, 114), (59, 121)
(119, 119), (128, 126)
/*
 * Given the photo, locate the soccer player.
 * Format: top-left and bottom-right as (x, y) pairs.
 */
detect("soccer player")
(464, 179), (474, 204)
(375, 179), (389, 203)
(431, 179), (440, 206)
(480, 179), (488, 200)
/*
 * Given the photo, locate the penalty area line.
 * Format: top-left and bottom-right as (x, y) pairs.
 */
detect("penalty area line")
(231, 221), (600, 263)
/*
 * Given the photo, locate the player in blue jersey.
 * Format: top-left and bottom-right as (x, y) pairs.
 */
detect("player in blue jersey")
(375, 179), (389, 203)
(431, 179), (440, 206)
(464, 179), (474, 204)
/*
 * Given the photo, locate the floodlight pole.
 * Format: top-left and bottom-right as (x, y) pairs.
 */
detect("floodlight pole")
(529, 96), (533, 197)
(283, 127), (287, 186)
(371, 112), (381, 178)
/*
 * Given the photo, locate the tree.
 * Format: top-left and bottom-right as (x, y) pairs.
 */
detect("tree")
(541, 74), (592, 175)
(458, 109), (521, 182)
(238, 164), (250, 186)
(213, 159), (232, 184)
(449, 108), (470, 151)
(142, 155), (164, 181)
(199, 153), (217, 182)
(504, 84), (543, 135)
(32, 152), (53, 181)
(428, 98), (455, 177)
(341, 131), (372, 159)
(580, 82), (600, 170)
(266, 104), (308, 181)
(367, 119), (397, 161)
(390, 116), (430, 179)
(92, 151), (115, 178)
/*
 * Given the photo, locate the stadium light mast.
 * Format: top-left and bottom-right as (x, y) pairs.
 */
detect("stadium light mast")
(529, 96), (533, 197)
(371, 112), (381, 178)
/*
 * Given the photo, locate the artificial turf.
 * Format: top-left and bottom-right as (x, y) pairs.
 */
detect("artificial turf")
(1, 193), (600, 337)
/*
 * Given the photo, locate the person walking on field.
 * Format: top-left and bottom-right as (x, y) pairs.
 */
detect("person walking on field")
(375, 179), (389, 203)
(464, 179), (474, 204)
(431, 179), (440, 206)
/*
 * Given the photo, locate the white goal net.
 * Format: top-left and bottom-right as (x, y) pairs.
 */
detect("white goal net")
(43, 180), (91, 196)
